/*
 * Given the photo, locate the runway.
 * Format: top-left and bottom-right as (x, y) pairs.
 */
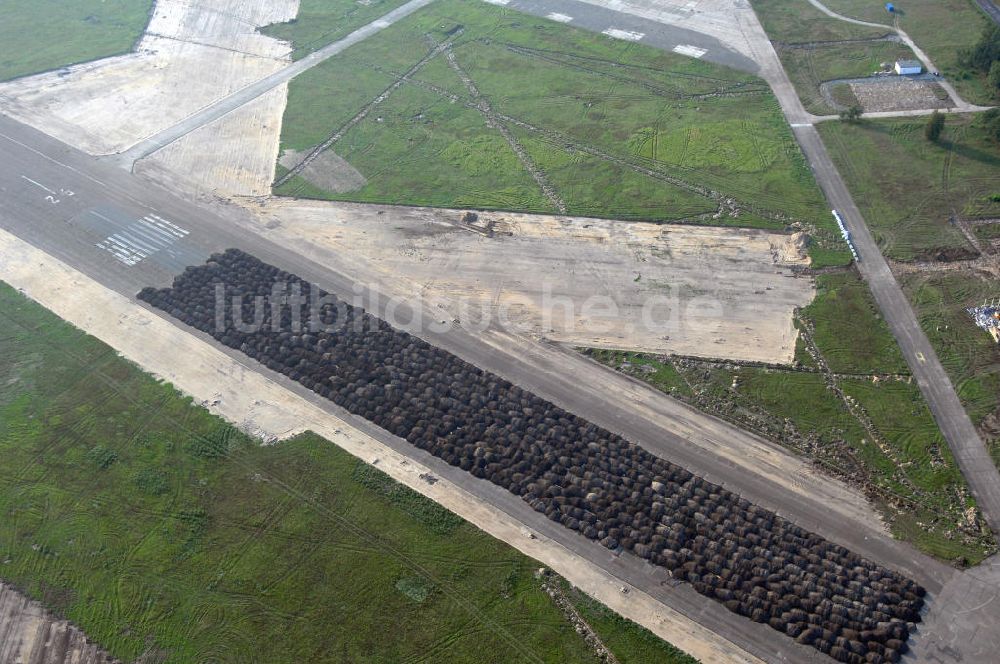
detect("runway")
(3, 107), (993, 662)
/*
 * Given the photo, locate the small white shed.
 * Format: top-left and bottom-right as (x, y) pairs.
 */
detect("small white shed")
(894, 60), (922, 75)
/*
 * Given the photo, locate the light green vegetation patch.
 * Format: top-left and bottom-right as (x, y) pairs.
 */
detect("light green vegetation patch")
(752, 0), (924, 115)
(822, 0), (995, 104)
(583, 270), (996, 564)
(753, 0), (891, 43)
(778, 40), (918, 115)
(800, 272), (908, 374)
(0, 0), (153, 82)
(902, 272), (1000, 462)
(559, 579), (699, 664)
(0, 282), (695, 663)
(273, 0), (843, 258)
(260, 0), (412, 60)
(818, 114), (1000, 260)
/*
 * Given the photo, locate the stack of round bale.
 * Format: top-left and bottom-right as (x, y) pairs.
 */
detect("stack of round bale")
(139, 249), (925, 663)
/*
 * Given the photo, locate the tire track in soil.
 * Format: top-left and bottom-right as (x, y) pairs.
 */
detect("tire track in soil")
(6, 312), (552, 663)
(358, 63), (805, 225)
(443, 45), (566, 214)
(275, 31), (465, 189)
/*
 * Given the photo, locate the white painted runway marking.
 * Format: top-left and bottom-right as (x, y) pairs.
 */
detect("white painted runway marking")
(603, 28), (645, 42)
(482, 0), (509, 5)
(20, 175), (56, 195)
(673, 44), (707, 58)
(547, 12), (573, 23)
(94, 213), (189, 266)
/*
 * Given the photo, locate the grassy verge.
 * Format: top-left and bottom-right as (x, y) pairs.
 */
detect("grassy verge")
(821, 0), (995, 104)
(271, 0), (846, 262)
(582, 270), (995, 564)
(559, 579), (699, 664)
(0, 282), (694, 663)
(259, 0), (412, 59)
(0, 0), (153, 82)
(817, 105), (1000, 479)
(818, 114), (1000, 261)
(902, 272), (1000, 458)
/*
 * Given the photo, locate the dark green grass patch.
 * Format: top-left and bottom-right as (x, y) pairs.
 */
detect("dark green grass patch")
(800, 272), (908, 374)
(260, 0), (412, 60)
(0, 282), (693, 663)
(0, 0), (153, 82)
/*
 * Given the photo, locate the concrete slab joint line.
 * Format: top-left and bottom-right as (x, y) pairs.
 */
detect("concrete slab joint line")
(116, 0), (438, 167)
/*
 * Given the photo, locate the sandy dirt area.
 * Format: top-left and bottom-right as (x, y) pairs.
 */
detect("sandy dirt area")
(278, 148), (368, 193)
(0, 0), (298, 194)
(0, 582), (118, 664)
(137, 84), (291, 197)
(847, 76), (949, 112)
(250, 199), (815, 363)
(0, 226), (765, 664)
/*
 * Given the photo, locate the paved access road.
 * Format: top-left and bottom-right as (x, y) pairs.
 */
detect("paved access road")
(977, 0), (1000, 25)
(794, 124), (1000, 534)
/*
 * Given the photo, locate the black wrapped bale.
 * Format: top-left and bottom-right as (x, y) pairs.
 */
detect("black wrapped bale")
(138, 249), (927, 662)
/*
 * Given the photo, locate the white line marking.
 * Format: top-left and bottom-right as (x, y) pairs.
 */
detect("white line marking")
(108, 235), (149, 258)
(138, 219), (176, 243)
(482, 0), (509, 4)
(148, 214), (189, 236)
(129, 222), (172, 247)
(20, 175), (57, 195)
(116, 230), (157, 254)
(603, 28), (645, 41)
(547, 12), (573, 22)
(673, 44), (707, 58)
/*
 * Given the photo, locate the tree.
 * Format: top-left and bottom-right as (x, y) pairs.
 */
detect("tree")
(982, 108), (1000, 144)
(959, 25), (1000, 73)
(990, 60), (1000, 95)
(925, 110), (945, 142)
(839, 105), (863, 122)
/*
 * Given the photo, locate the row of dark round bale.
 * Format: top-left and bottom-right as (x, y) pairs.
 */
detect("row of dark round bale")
(139, 249), (924, 663)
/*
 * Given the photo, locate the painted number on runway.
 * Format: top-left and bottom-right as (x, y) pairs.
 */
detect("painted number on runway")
(21, 175), (74, 204)
(95, 213), (189, 266)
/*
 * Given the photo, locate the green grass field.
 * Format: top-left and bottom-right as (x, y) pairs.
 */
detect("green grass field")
(902, 272), (1000, 456)
(818, 114), (1000, 261)
(777, 40), (917, 115)
(0, 282), (694, 663)
(271, 0), (848, 262)
(583, 270), (995, 564)
(822, 0), (995, 104)
(752, 0), (925, 115)
(0, 0), (153, 82)
(260, 0), (412, 60)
